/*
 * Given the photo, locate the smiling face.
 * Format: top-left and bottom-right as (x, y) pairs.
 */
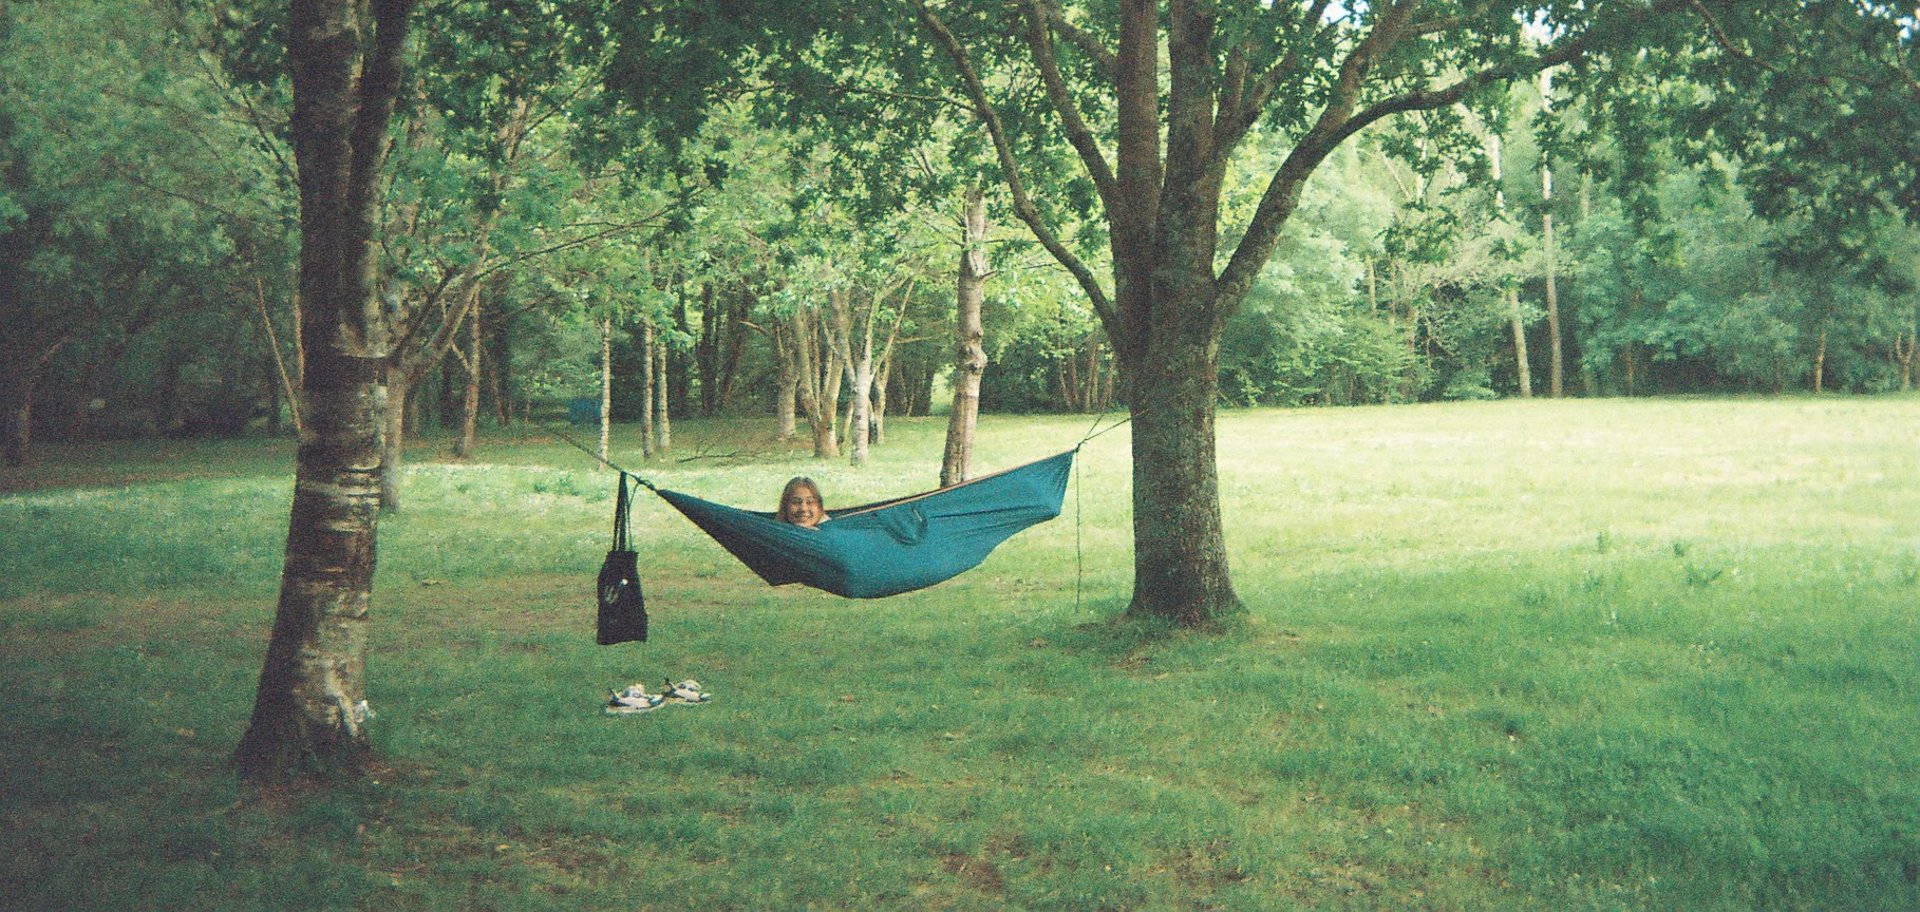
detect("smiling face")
(778, 478), (825, 528)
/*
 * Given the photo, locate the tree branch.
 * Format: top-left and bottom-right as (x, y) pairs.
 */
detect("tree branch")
(1686, 0), (1782, 74)
(1216, 0), (1419, 308)
(1031, 0), (1116, 77)
(911, 0), (1116, 332)
(1021, 0), (1118, 207)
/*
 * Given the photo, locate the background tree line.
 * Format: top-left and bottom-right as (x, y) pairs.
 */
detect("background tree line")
(6, 1), (1914, 470)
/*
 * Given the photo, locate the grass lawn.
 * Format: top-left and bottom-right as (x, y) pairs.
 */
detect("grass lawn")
(2, 396), (1917, 911)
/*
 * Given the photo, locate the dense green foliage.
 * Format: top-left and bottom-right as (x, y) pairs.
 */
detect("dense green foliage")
(3, 1), (1916, 464)
(4, 400), (1918, 909)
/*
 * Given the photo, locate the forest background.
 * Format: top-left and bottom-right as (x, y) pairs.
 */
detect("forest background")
(3, 4), (1920, 904)
(6, 0), (1916, 476)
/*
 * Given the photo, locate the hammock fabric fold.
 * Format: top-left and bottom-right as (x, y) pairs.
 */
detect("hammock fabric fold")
(650, 449), (1075, 598)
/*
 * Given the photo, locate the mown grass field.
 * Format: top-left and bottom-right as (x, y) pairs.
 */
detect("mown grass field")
(2, 396), (1917, 911)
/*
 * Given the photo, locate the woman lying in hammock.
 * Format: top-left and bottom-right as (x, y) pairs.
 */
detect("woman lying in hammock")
(776, 476), (826, 528)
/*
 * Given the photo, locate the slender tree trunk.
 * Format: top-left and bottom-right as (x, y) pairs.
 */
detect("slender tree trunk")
(599, 317), (612, 462)
(873, 349), (893, 445)
(1508, 287), (1532, 398)
(1897, 317), (1916, 390)
(941, 187), (989, 486)
(698, 282), (718, 416)
(1488, 132), (1532, 399)
(845, 284), (888, 467)
(235, 0), (413, 783)
(6, 332), (76, 467)
(488, 303), (511, 427)
(798, 301), (843, 459)
(639, 321), (656, 459)
(380, 367), (408, 512)
(257, 277), (305, 435)
(1083, 334), (1102, 410)
(653, 333), (671, 453)
(718, 287), (749, 410)
(453, 297), (480, 459)
(1813, 326), (1828, 393)
(1540, 69), (1565, 399)
(821, 289), (852, 458)
(849, 354), (874, 467)
(264, 349), (284, 436)
(773, 319), (798, 439)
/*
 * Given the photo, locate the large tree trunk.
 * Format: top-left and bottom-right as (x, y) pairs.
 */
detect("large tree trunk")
(235, 0), (412, 783)
(942, 186), (989, 487)
(1123, 305), (1241, 627)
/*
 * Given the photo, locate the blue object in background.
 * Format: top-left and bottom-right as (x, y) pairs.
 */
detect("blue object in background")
(568, 398), (597, 425)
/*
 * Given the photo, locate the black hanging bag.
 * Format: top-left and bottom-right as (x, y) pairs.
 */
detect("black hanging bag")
(596, 473), (648, 645)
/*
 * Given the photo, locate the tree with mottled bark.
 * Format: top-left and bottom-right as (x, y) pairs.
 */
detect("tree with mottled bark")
(233, 0), (413, 783)
(941, 185), (991, 487)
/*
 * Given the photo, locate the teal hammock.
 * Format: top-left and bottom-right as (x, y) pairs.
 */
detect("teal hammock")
(645, 449), (1076, 599)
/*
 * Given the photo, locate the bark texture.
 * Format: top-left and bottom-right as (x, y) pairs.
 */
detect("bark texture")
(234, 0), (413, 783)
(941, 186), (989, 487)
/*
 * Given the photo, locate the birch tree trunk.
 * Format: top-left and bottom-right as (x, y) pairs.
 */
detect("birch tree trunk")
(846, 281), (905, 467)
(235, 0), (413, 783)
(599, 316), (612, 462)
(453, 297), (480, 459)
(1540, 69), (1565, 399)
(941, 186), (989, 487)
(1489, 132), (1532, 398)
(873, 350), (893, 445)
(653, 333), (671, 453)
(795, 304), (841, 458)
(639, 320), (655, 459)
(380, 367), (407, 511)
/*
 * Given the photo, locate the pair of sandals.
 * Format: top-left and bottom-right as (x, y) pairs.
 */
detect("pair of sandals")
(604, 679), (711, 714)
